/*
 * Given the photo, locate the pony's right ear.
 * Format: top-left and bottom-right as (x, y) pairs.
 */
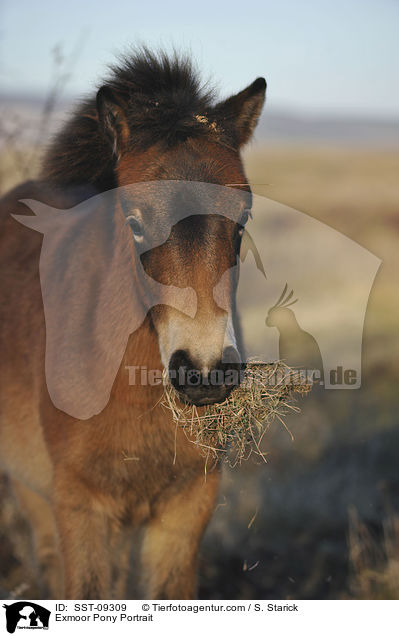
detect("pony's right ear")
(96, 86), (130, 157)
(213, 78), (266, 147)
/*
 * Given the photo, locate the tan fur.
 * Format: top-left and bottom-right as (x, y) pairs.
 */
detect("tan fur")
(0, 181), (222, 599)
(0, 124), (261, 600)
(0, 51), (267, 598)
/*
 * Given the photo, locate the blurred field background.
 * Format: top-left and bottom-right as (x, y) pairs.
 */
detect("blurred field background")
(200, 143), (399, 599)
(1, 87), (398, 599)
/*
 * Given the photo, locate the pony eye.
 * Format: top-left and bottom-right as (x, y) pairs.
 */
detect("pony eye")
(238, 208), (251, 236)
(126, 215), (144, 242)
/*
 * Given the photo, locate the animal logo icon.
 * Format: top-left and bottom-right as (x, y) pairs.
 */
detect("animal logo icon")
(266, 283), (324, 382)
(2, 602), (50, 633)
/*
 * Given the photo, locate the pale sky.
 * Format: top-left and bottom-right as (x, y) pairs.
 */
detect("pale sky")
(1, 0), (398, 118)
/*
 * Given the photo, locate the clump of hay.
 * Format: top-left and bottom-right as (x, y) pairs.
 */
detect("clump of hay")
(161, 361), (312, 467)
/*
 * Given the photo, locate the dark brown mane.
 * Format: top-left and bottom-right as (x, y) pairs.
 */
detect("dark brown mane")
(41, 48), (222, 191)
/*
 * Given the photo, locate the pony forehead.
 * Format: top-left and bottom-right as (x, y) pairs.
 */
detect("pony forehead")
(118, 180), (252, 212)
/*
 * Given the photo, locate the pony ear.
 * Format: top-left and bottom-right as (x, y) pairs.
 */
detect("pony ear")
(96, 86), (130, 157)
(213, 77), (266, 147)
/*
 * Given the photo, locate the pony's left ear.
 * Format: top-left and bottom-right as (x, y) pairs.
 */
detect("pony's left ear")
(214, 77), (266, 147)
(96, 86), (130, 157)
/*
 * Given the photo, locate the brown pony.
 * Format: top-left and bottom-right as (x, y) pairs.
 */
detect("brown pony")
(0, 49), (266, 599)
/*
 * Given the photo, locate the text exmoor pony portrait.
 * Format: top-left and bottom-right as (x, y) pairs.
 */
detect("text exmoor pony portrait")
(0, 48), (267, 599)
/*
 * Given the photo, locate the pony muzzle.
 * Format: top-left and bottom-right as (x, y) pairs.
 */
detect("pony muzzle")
(168, 346), (243, 406)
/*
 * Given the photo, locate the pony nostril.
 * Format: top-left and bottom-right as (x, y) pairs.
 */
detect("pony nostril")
(168, 349), (192, 390)
(219, 346), (242, 389)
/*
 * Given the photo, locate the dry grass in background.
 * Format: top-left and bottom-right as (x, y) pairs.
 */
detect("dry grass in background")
(349, 507), (399, 599)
